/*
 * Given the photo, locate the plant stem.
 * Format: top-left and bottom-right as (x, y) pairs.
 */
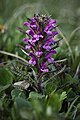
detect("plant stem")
(0, 50), (28, 65)
(57, 27), (74, 63)
(65, 96), (79, 118)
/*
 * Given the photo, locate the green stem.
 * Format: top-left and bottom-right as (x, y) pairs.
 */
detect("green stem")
(65, 96), (79, 118)
(69, 26), (80, 40)
(0, 50), (28, 65)
(57, 27), (74, 63)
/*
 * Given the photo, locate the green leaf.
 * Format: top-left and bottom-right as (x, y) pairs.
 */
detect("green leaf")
(13, 97), (33, 119)
(0, 67), (13, 85)
(11, 89), (26, 99)
(31, 98), (42, 114)
(65, 73), (73, 81)
(64, 73), (76, 85)
(0, 99), (3, 110)
(77, 103), (80, 110)
(6, 38), (13, 52)
(48, 92), (61, 112)
(60, 91), (67, 101)
(48, 91), (67, 112)
(19, 108), (33, 120)
(29, 92), (43, 115)
(45, 82), (57, 94)
(0, 84), (11, 92)
(14, 97), (31, 110)
(29, 91), (45, 99)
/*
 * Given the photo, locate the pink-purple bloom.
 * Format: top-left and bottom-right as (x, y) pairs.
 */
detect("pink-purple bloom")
(40, 62), (49, 72)
(20, 14), (58, 73)
(29, 58), (36, 66)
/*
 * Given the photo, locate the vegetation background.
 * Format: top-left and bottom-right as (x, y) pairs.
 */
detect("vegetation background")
(0, 0), (80, 120)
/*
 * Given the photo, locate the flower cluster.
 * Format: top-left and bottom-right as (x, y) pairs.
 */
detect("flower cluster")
(21, 14), (58, 73)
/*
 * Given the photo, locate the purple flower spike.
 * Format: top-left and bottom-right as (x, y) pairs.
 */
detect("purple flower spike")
(20, 14), (58, 73)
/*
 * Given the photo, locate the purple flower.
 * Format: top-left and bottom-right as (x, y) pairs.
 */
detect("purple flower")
(40, 68), (49, 72)
(45, 50), (56, 59)
(48, 57), (54, 63)
(43, 44), (51, 50)
(26, 29), (34, 36)
(28, 52), (36, 65)
(29, 52), (36, 59)
(44, 20), (56, 31)
(45, 30), (58, 37)
(23, 21), (30, 27)
(33, 34), (39, 41)
(46, 38), (54, 45)
(36, 51), (43, 57)
(20, 14), (58, 73)
(23, 38), (28, 43)
(40, 62), (48, 72)
(52, 31), (58, 36)
(43, 38), (54, 50)
(29, 58), (36, 66)
(25, 45), (31, 49)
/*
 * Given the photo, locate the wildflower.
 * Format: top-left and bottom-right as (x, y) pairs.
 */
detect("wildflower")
(19, 14), (58, 73)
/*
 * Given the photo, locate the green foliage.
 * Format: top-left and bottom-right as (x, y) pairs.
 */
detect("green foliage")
(29, 91), (45, 99)
(47, 91), (67, 112)
(11, 89), (26, 100)
(0, 0), (80, 120)
(0, 67), (13, 85)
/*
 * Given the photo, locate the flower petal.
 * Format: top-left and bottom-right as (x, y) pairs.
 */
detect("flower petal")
(26, 29), (34, 36)
(48, 57), (54, 63)
(40, 68), (48, 72)
(23, 22), (30, 27)
(23, 38), (28, 43)
(29, 58), (36, 66)
(25, 45), (31, 49)
(36, 51), (43, 57)
(45, 50), (56, 59)
(43, 45), (51, 50)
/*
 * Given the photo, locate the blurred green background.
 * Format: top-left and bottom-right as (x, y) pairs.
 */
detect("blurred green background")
(0, 0), (80, 69)
(0, 0), (80, 34)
